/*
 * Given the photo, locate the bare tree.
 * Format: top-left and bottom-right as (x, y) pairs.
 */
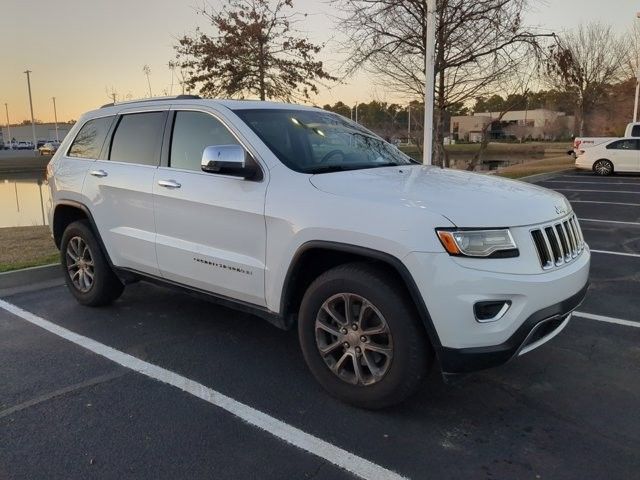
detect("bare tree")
(333, 0), (551, 166)
(142, 65), (153, 97)
(546, 23), (626, 136)
(174, 0), (335, 101)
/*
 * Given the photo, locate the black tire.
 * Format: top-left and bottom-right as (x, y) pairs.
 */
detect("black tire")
(298, 263), (432, 409)
(593, 159), (613, 176)
(60, 220), (124, 306)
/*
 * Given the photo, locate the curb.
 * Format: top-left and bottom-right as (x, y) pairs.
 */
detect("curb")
(0, 263), (62, 290)
(517, 168), (575, 184)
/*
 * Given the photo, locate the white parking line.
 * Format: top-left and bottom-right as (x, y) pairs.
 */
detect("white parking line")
(544, 180), (640, 186)
(579, 218), (640, 226)
(0, 299), (407, 480)
(590, 249), (640, 258)
(559, 175), (640, 180)
(555, 188), (640, 194)
(570, 200), (640, 207)
(574, 311), (640, 328)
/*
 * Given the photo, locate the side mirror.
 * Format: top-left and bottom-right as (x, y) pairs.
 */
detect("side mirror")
(201, 145), (260, 180)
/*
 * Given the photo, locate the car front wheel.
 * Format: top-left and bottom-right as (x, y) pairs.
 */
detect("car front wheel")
(298, 263), (431, 409)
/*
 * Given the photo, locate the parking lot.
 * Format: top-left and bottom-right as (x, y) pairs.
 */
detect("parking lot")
(1, 169), (639, 480)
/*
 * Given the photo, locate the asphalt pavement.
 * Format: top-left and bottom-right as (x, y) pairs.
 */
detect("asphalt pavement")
(1, 169), (639, 480)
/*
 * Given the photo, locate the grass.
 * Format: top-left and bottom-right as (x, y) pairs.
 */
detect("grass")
(0, 226), (59, 273)
(495, 155), (575, 179)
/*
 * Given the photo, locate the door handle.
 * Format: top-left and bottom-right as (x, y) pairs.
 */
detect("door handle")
(158, 179), (181, 189)
(89, 169), (108, 178)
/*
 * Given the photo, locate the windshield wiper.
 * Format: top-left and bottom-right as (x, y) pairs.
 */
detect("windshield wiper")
(307, 163), (404, 174)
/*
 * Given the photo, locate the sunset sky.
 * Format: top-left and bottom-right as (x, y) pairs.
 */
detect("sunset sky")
(0, 0), (635, 124)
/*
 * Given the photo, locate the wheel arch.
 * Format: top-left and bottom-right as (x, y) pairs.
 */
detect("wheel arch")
(279, 241), (442, 349)
(53, 200), (114, 267)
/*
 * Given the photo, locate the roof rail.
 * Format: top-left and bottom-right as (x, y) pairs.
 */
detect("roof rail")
(100, 94), (201, 109)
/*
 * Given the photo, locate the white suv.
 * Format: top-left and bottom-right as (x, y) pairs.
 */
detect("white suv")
(47, 96), (590, 408)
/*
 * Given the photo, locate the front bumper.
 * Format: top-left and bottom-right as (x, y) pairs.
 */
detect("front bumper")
(438, 282), (587, 374)
(404, 247), (590, 374)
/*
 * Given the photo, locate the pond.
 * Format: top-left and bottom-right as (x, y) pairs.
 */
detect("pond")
(0, 176), (51, 228)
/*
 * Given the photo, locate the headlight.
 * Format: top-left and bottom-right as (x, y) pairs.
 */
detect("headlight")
(436, 228), (518, 258)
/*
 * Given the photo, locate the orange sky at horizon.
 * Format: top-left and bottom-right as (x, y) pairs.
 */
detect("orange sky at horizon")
(1, 0), (634, 124)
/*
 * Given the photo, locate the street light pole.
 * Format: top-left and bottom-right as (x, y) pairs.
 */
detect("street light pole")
(634, 12), (640, 122)
(4, 103), (11, 145)
(408, 105), (411, 144)
(422, 0), (436, 165)
(24, 70), (37, 150)
(52, 97), (59, 142)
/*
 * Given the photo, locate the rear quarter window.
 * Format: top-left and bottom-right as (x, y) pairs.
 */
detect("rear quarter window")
(67, 116), (114, 159)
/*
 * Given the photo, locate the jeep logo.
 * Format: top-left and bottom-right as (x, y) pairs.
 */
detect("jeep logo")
(555, 205), (567, 215)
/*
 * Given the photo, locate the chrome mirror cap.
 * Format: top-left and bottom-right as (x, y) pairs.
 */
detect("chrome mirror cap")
(201, 145), (246, 174)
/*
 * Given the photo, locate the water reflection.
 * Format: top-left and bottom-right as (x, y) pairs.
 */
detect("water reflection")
(0, 176), (50, 228)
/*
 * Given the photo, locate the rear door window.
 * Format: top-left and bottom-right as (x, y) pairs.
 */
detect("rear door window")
(631, 125), (640, 137)
(109, 112), (166, 166)
(607, 139), (637, 150)
(68, 116), (114, 159)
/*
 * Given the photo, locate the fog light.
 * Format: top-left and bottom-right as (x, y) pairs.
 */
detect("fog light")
(474, 301), (511, 323)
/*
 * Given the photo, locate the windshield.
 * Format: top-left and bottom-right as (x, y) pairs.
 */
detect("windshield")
(233, 109), (417, 174)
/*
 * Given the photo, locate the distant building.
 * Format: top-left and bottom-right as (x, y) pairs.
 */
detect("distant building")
(1, 123), (72, 144)
(451, 109), (574, 142)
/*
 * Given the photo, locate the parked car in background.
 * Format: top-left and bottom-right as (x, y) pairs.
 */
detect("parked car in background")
(575, 137), (640, 175)
(17, 141), (33, 150)
(569, 122), (640, 157)
(39, 142), (59, 156)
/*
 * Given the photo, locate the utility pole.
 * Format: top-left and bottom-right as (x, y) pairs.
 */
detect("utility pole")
(407, 104), (411, 144)
(143, 65), (152, 97)
(24, 70), (38, 150)
(423, 0), (436, 165)
(635, 12), (640, 122)
(355, 102), (359, 123)
(634, 67), (640, 123)
(52, 97), (59, 142)
(4, 103), (11, 145)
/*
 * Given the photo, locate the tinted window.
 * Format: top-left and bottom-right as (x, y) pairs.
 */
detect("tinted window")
(632, 125), (640, 137)
(170, 111), (240, 171)
(110, 112), (166, 166)
(607, 139), (637, 150)
(68, 116), (113, 159)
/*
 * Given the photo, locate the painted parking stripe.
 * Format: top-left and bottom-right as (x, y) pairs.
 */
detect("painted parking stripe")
(578, 218), (640, 226)
(544, 180), (640, 186)
(0, 299), (407, 480)
(574, 311), (640, 328)
(569, 200), (640, 207)
(590, 249), (640, 258)
(558, 175), (640, 180)
(554, 188), (640, 194)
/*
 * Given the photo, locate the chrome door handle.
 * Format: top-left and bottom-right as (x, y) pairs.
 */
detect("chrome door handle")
(158, 179), (181, 189)
(89, 169), (108, 178)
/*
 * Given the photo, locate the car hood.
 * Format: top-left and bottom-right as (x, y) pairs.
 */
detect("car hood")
(309, 165), (571, 227)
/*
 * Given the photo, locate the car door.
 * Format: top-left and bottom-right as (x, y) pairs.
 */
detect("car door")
(153, 108), (268, 306)
(605, 139), (639, 172)
(83, 107), (168, 275)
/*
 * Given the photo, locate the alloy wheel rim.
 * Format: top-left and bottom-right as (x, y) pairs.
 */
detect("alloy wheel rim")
(315, 293), (393, 386)
(66, 236), (95, 293)
(595, 161), (611, 175)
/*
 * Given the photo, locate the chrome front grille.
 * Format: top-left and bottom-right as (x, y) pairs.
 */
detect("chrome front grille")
(531, 215), (585, 270)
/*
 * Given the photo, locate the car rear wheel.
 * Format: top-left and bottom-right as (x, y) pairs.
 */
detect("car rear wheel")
(593, 159), (613, 176)
(60, 220), (124, 306)
(298, 263), (432, 409)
